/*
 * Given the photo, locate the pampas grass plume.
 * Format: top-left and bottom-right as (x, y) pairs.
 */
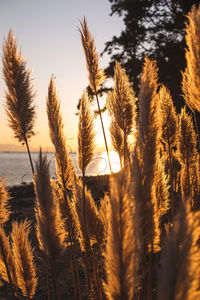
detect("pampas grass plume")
(34, 150), (67, 256)
(109, 118), (124, 166)
(47, 75), (74, 191)
(11, 220), (37, 299)
(0, 226), (17, 288)
(159, 85), (178, 147)
(73, 177), (104, 250)
(79, 17), (106, 94)
(183, 4), (200, 112)
(2, 30), (35, 145)
(104, 172), (137, 300)
(158, 205), (200, 300)
(78, 90), (95, 175)
(0, 178), (10, 224)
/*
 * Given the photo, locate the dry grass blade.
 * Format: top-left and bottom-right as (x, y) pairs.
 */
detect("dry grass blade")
(79, 17), (106, 94)
(11, 220), (37, 299)
(2, 30), (36, 174)
(183, 4), (200, 112)
(78, 90), (95, 175)
(104, 172), (137, 300)
(34, 150), (67, 257)
(0, 178), (11, 224)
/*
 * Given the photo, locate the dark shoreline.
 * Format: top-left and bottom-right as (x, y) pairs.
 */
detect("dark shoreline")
(8, 174), (110, 202)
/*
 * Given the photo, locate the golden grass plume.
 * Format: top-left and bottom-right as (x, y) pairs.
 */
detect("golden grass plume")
(79, 17), (106, 94)
(104, 172), (137, 300)
(47, 75), (75, 192)
(177, 107), (199, 204)
(73, 177), (104, 251)
(183, 4), (200, 112)
(78, 89), (95, 175)
(107, 61), (136, 137)
(11, 220), (37, 299)
(34, 150), (67, 257)
(158, 204), (200, 300)
(2, 30), (36, 144)
(0, 226), (17, 289)
(0, 178), (11, 224)
(109, 118), (124, 166)
(159, 85), (178, 148)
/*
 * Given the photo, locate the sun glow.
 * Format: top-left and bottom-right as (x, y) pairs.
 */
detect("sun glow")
(97, 151), (121, 175)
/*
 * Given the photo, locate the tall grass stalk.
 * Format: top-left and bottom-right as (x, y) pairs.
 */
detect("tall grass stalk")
(133, 57), (160, 299)
(34, 150), (68, 300)
(79, 17), (112, 173)
(46, 76), (80, 300)
(78, 90), (95, 294)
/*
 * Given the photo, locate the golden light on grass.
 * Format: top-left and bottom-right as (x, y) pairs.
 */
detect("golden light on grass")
(1, 4), (200, 300)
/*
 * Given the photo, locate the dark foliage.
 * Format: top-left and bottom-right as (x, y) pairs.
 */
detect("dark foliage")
(103, 0), (200, 111)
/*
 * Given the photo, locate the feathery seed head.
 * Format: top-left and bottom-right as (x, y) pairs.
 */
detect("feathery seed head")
(73, 177), (104, 250)
(34, 150), (67, 257)
(178, 107), (198, 166)
(11, 220), (37, 299)
(159, 85), (178, 148)
(0, 178), (11, 224)
(2, 30), (36, 143)
(107, 61), (137, 136)
(79, 17), (106, 93)
(158, 205), (200, 300)
(47, 76), (74, 191)
(0, 226), (17, 286)
(109, 118), (124, 164)
(78, 90), (95, 174)
(104, 172), (137, 300)
(183, 4), (200, 112)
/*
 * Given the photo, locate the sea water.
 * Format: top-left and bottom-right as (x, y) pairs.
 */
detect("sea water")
(0, 151), (113, 186)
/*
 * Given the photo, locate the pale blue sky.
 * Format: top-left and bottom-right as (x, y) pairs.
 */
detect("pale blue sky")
(0, 0), (124, 151)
